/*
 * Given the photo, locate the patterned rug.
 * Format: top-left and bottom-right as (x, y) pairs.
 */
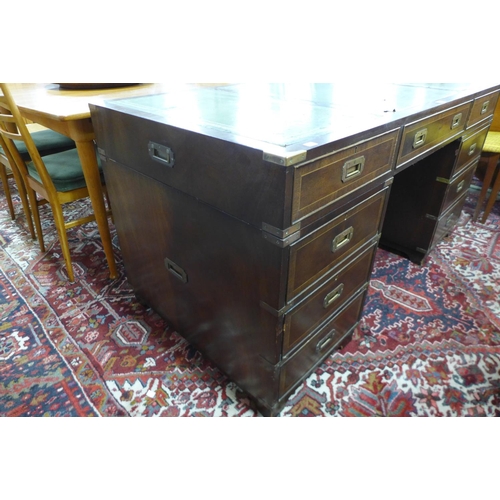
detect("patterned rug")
(1, 178), (499, 417)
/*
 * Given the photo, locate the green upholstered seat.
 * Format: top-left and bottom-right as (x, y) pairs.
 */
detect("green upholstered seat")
(484, 131), (500, 154)
(27, 148), (102, 192)
(0, 129), (75, 159)
(17, 129), (75, 158)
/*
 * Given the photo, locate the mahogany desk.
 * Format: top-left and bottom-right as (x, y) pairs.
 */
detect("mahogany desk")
(8, 83), (226, 279)
(90, 83), (500, 415)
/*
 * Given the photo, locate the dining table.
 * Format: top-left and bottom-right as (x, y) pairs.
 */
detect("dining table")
(8, 82), (227, 279)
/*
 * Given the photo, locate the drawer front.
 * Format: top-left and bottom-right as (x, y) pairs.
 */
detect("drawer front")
(437, 158), (478, 216)
(283, 244), (376, 355)
(454, 123), (490, 175)
(291, 129), (398, 222)
(467, 90), (500, 128)
(279, 291), (365, 398)
(429, 192), (468, 251)
(288, 186), (388, 301)
(397, 102), (472, 168)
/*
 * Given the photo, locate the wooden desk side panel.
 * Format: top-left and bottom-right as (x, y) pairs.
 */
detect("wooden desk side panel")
(103, 159), (290, 407)
(91, 106), (293, 230)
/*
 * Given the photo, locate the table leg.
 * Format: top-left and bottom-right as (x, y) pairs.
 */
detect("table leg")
(474, 154), (498, 222)
(75, 139), (118, 279)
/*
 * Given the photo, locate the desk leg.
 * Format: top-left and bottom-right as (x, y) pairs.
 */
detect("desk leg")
(75, 139), (118, 279)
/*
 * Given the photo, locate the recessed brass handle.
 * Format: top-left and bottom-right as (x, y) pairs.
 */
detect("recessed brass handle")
(445, 213), (455, 229)
(332, 226), (354, 252)
(149, 141), (175, 168)
(164, 257), (188, 283)
(342, 156), (365, 182)
(323, 283), (344, 309)
(456, 180), (465, 193)
(451, 113), (462, 130)
(481, 101), (490, 115)
(413, 128), (427, 149)
(315, 330), (335, 353)
(468, 143), (477, 156)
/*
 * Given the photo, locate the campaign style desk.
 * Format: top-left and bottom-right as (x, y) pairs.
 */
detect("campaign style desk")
(90, 83), (500, 416)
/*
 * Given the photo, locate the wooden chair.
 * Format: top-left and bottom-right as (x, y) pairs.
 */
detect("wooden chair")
(474, 102), (500, 223)
(0, 153), (17, 219)
(0, 83), (109, 282)
(0, 135), (34, 232)
(1, 119), (75, 225)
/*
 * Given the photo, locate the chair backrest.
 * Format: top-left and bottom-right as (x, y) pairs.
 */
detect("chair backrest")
(0, 132), (17, 171)
(0, 83), (56, 196)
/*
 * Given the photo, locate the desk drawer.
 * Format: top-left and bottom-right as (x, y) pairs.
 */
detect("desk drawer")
(279, 291), (365, 398)
(467, 90), (500, 127)
(437, 158), (478, 216)
(283, 244), (376, 355)
(397, 102), (472, 168)
(454, 123), (490, 176)
(288, 186), (388, 301)
(291, 129), (398, 222)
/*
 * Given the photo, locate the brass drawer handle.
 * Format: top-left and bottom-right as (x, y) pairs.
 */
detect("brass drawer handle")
(332, 226), (354, 252)
(451, 113), (462, 130)
(164, 257), (188, 283)
(342, 156), (365, 182)
(445, 213), (455, 229)
(323, 283), (344, 309)
(315, 330), (335, 353)
(468, 143), (477, 156)
(456, 180), (465, 194)
(148, 141), (175, 168)
(481, 100), (490, 115)
(413, 128), (427, 149)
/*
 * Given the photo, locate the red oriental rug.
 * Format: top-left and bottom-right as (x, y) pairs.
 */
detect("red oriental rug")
(1, 180), (499, 417)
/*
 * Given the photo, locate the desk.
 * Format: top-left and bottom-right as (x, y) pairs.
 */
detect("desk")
(8, 83), (226, 279)
(91, 83), (500, 415)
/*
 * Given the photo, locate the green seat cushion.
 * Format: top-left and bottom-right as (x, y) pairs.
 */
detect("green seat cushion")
(17, 129), (76, 159)
(27, 148), (102, 192)
(1, 129), (75, 160)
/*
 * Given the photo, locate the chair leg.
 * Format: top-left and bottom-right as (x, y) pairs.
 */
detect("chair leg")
(50, 201), (75, 282)
(8, 165), (36, 239)
(473, 153), (499, 221)
(26, 187), (45, 251)
(0, 164), (15, 220)
(481, 164), (500, 223)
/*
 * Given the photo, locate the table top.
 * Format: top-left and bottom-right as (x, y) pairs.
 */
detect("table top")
(96, 82), (500, 156)
(7, 83), (230, 122)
